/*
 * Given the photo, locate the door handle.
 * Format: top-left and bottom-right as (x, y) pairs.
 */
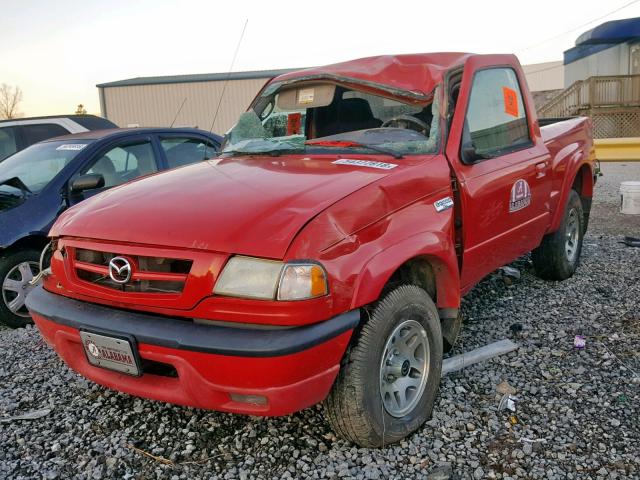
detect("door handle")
(535, 161), (547, 170)
(535, 161), (548, 178)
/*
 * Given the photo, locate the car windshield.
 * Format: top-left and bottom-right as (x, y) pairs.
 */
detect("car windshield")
(223, 82), (441, 157)
(0, 140), (93, 196)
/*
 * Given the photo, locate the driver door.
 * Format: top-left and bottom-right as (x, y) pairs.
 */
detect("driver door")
(445, 56), (552, 290)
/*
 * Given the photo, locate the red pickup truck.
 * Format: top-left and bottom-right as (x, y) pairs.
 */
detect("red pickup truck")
(27, 53), (594, 447)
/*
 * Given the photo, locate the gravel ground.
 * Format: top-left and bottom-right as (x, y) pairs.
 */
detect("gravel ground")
(1, 162), (639, 480)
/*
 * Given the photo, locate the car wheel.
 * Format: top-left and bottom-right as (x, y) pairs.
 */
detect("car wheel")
(324, 285), (442, 447)
(532, 189), (584, 281)
(0, 249), (40, 328)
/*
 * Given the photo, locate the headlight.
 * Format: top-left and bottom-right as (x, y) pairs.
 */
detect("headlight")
(214, 256), (328, 301)
(278, 264), (328, 300)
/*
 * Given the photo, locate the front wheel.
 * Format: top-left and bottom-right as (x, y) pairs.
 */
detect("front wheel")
(532, 189), (584, 280)
(324, 285), (442, 447)
(0, 249), (40, 328)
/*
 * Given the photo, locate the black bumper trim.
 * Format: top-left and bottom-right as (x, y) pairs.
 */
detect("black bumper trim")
(26, 286), (360, 357)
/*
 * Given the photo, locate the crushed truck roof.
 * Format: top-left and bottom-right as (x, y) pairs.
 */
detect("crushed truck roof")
(271, 53), (473, 100)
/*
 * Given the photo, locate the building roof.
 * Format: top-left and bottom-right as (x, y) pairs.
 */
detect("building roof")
(96, 68), (300, 88)
(0, 114), (106, 124)
(576, 16), (640, 45)
(565, 17), (640, 65)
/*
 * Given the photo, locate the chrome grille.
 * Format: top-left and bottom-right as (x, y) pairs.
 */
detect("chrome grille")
(73, 248), (192, 294)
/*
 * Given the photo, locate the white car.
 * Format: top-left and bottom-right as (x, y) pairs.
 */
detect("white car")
(0, 115), (117, 161)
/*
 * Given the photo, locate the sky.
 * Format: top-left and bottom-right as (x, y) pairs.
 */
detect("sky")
(1, 0), (640, 117)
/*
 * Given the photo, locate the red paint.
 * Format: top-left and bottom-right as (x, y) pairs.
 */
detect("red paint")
(33, 314), (350, 416)
(34, 53), (593, 415)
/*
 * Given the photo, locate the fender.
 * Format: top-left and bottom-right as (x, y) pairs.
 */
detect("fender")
(350, 230), (460, 311)
(549, 155), (594, 233)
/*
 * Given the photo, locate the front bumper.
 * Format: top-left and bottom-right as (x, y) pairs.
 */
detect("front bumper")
(27, 286), (358, 415)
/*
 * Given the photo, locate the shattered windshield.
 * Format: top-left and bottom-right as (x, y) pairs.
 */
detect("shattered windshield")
(223, 82), (441, 157)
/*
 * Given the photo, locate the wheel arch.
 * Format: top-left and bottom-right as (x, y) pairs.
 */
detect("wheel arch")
(1, 235), (49, 258)
(350, 231), (461, 312)
(550, 158), (594, 233)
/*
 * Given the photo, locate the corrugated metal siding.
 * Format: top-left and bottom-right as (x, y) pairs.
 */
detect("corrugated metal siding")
(101, 78), (270, 133)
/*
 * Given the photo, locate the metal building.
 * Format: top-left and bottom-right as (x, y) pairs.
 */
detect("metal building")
(564, 17), (640, 86)
(97, 69), (297, 134)
(97, 62), (564, 133)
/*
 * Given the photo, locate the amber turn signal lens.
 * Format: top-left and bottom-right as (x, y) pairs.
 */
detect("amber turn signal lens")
(278, 263), (328, 300)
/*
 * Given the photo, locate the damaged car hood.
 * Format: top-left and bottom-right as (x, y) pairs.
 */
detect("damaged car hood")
(51, 155), (402, 258)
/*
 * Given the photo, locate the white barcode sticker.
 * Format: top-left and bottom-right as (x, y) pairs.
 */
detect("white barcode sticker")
(56, 144), (87, 151)
(333, 158), (398, 170)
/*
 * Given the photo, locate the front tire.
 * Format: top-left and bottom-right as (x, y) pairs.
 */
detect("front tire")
(532, 189), (584, 280)
(324, 285), (442, 447)
(0, 249), (40, 328)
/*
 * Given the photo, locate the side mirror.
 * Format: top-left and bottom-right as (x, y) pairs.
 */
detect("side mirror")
(461, 143), (491, 163)
(461, 143), (479, 163)
(70, 174), (105, 193)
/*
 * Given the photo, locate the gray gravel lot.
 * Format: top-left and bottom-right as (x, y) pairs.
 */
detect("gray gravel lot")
(1, 162), (639, 479)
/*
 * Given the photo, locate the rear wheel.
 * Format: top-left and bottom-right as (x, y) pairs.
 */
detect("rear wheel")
(324, 285), (442, 447)
(0, 249), (40, 328)
(532, 190), (584, 280)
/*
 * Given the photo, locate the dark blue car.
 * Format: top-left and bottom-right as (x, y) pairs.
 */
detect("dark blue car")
(0, 127), (221, 327)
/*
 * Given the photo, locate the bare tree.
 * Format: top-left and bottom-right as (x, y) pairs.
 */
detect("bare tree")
(75, 104), (87, 115)
(0, 84), (23, 119)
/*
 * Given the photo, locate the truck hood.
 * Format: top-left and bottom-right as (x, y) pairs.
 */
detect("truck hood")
(52, 155), (400, 258)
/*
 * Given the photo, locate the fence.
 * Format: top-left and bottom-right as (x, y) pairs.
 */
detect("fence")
(539, 75), (640, 138)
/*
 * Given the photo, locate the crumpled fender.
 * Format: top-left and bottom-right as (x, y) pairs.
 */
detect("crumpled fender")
(349, 229), (460, 310)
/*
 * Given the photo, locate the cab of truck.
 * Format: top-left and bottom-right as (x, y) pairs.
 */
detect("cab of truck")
(27, 53), (594, 448)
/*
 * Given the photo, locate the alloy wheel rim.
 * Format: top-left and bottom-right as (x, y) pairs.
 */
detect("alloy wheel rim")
(2, 261), (39, 317)
(565, 209), (580, 264)
(379, 319), (430, 418)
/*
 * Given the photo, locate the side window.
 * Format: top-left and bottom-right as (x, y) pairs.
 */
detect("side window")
(0, 127), (18, 160)
(86, 141), (157, 188)
(462, 68), (530, 159)
(21, 124), (69, 147)
(159, 137), (218, 169)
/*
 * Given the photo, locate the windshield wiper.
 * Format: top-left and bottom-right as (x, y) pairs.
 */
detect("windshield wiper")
(305, 140), (404, 159)
(0, 177), (32, 197)
(223, 148), (302, 157)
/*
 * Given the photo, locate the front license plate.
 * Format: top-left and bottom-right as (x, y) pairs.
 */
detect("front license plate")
(79, 331), (141, 376)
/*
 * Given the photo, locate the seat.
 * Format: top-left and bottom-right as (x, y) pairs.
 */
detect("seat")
(89, 155), (118, 187)
(132, 146), (157, 176)
(314, 98), (382, 138)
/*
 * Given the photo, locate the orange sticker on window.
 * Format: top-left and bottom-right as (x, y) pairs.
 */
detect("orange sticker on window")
(287, 112), (302, 135)
(502, 86), (519, 117)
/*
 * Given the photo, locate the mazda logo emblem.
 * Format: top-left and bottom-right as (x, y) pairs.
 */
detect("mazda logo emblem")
(109, 256), (132, 284)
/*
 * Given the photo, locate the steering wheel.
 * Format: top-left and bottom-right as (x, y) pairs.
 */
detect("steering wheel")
(381, 115), (430, 135)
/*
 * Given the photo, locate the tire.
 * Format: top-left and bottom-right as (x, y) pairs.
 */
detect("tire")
(532, 189), (584, 281)
(324, 285), (442, 447)
(0, 249), (40, 328)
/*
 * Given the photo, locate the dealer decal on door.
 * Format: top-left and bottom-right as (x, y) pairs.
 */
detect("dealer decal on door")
(509, 179), (531, 213)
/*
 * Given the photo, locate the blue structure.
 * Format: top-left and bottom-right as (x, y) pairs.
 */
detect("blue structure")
(564, 17), (640, 86)
(565, 17), (640, 65)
